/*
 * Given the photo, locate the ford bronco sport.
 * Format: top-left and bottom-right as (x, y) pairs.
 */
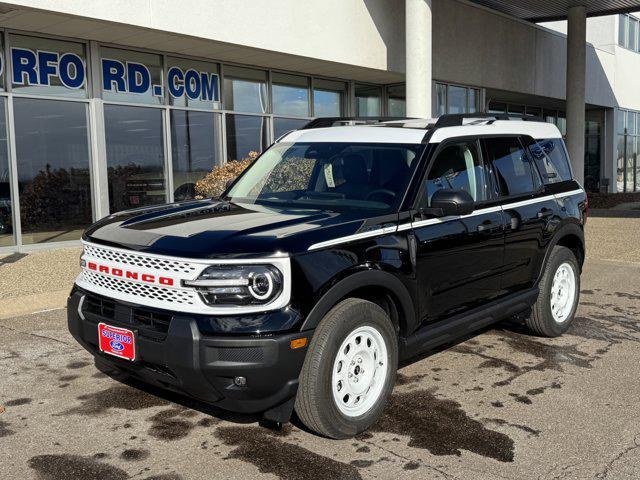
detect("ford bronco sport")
(68, 114), (587, 439)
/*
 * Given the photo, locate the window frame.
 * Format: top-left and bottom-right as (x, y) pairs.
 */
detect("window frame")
(413, 136), (493, 210)
(481, 134), (544, 200)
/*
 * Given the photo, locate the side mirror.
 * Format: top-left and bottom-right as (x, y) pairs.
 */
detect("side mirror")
(428, 189), (475, 217)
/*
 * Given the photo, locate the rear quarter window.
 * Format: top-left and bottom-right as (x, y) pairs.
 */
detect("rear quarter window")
(529, 138), (573, 184)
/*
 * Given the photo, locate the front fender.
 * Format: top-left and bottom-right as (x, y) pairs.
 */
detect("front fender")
(298, 269), (417, 335)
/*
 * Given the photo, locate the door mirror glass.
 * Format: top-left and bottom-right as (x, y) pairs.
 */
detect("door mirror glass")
(430, 188), (475, 216)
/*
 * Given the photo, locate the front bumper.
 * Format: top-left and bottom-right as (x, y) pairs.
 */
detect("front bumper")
(67, 287), (310, 414)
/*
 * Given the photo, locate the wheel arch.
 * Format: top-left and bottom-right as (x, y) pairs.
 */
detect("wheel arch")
(538, 222), (585, 284)
(299, 270), (416, 338)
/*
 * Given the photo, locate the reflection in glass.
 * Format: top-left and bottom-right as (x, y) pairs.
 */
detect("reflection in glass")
(273, 117), (308, 140)
(171, 110), (222, 201)
(617, 110), (626, 134)
(313, 79), (346, 117)
(627, 135), (635, 192)
(105, 105), (166, 213)
(14, 98), (91, 244)
(387, 85), (406, 117)
(355, 84), (381, 116)
(11, 34), (86, 98)
(101, 47), (164, 105)
(272, 73), (309, 116)
(0, 99), (12, 246)
(617, 135), (625, 192)
(468, 88), (478, 113)
(168, 57), (221, 110)
(225, 114), (268, 161)
(223, 66), (268, 113)
(488, 101), (506, 115)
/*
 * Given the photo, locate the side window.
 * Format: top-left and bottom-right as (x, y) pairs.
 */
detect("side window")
(529, 138), (572, 184)
(425, 141), (487, 205)
(484, 137), (538, 196)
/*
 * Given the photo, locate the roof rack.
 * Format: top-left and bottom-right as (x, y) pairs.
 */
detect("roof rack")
(433, 113), (544, 128)
(301, 116), (414, 130)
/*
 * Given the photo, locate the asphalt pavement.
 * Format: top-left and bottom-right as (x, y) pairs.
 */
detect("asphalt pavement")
(1, 217), (640, 479)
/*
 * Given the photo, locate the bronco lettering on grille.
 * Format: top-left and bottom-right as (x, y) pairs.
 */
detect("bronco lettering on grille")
(87, 262), (174, 286)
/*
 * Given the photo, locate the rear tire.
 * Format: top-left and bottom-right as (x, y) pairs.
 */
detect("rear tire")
(295, 298), (398, 439)
(526, 246), (580, 337)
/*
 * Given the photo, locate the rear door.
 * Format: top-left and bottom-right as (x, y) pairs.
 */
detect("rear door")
(482, 136), (558, 295)
(411, 138), (505, 325)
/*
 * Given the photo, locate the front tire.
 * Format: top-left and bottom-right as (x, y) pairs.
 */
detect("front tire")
(295, 298), (398, 439)
(526, 246), (580, 337)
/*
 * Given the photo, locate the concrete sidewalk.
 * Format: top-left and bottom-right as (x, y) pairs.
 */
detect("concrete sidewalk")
(0, 247), (81, 319)
(0, 215), (638, 319)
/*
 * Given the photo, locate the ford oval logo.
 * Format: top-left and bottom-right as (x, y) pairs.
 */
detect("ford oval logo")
(110, 340), (124, 352)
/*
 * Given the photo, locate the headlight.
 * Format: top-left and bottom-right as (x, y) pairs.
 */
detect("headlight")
(184, 265), (283, 306)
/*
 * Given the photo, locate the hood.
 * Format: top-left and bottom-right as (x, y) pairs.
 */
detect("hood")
(84, 199), (384, 258)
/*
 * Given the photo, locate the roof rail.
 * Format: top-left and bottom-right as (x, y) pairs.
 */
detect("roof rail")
(433, 113), (544, 128)
(301, 116), (414, 130)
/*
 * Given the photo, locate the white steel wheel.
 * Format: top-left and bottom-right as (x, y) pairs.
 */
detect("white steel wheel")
(331, 325), (389, 417)
(550, 261), (577, 323)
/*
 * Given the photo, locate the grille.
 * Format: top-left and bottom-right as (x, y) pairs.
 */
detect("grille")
(82, 271), (197, 306)
(216, 347), (265, 363)
(83, 244), (198, 275)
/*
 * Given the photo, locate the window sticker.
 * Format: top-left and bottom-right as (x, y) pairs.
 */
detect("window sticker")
(324, 163), (335, 188)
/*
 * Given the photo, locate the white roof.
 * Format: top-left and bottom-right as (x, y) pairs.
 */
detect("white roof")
(427, 120), (563, 143)
(280, 125), (427, 144)
(278, 119), (563, 145)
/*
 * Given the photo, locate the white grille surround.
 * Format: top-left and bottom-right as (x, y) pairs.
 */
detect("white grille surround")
(76, 241), (292, 315)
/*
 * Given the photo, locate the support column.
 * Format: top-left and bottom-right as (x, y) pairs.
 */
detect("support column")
(405, 0), (432, 118)
(566, 5), (586, 185)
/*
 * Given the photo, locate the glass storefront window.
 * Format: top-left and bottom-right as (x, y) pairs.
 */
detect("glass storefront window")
(170, 110), (222, 201)
(10, 34), (86, 98)
(167, 57), (220, 110)
(436, 83), (447, 116)
(101, 47), (164, 105)
(0, 99), (12, 246)
(507, 104), (525, 115)
(223, 66), (268, 114)
(105, 105), (166, 213)
(438, 83), (480, 115)
(620, 15), (628, 47)
(447, 86), (466, 114)
(14, 98), (91, 244)
(387, 84), (406, 117)
(225, 114), (268, 161)
(626, 135), (635, 192)
(617, 135), (625, 192)
(355, 84), (381, 116)
(272, 73), (309, 117)
(629, 17), (638, 51)
(628, 111), (637, 135)
(273, 117), (308, 140)
(468, 88), (479, 113)
(313, 79), (346, 117)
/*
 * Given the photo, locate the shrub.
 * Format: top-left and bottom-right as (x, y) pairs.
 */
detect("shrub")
(195, 152), (257, 199)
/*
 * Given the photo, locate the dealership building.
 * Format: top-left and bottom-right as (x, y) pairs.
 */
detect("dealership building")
(0, 0), (640, 252)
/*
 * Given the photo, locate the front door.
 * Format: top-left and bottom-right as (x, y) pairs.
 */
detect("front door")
(412, 138), (505, 325)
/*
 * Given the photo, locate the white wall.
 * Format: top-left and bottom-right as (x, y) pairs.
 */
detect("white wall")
(432, 0), (617, 108)
(0, 0), (406, 73)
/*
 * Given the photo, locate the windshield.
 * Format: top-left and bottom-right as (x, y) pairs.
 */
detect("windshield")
(225, 142), (424, 213)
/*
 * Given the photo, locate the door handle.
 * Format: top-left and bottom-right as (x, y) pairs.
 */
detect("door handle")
(537, 208), (553, 219)
(477, 220), (501, 232)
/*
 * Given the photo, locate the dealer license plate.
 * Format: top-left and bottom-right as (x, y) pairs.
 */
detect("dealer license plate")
(98, 323), (136, 361)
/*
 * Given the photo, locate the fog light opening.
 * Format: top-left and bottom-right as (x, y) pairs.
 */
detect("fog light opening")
(234, 376), (247, 387)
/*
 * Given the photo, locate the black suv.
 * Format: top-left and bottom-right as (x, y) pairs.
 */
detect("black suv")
(68, 114), (587, 439)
